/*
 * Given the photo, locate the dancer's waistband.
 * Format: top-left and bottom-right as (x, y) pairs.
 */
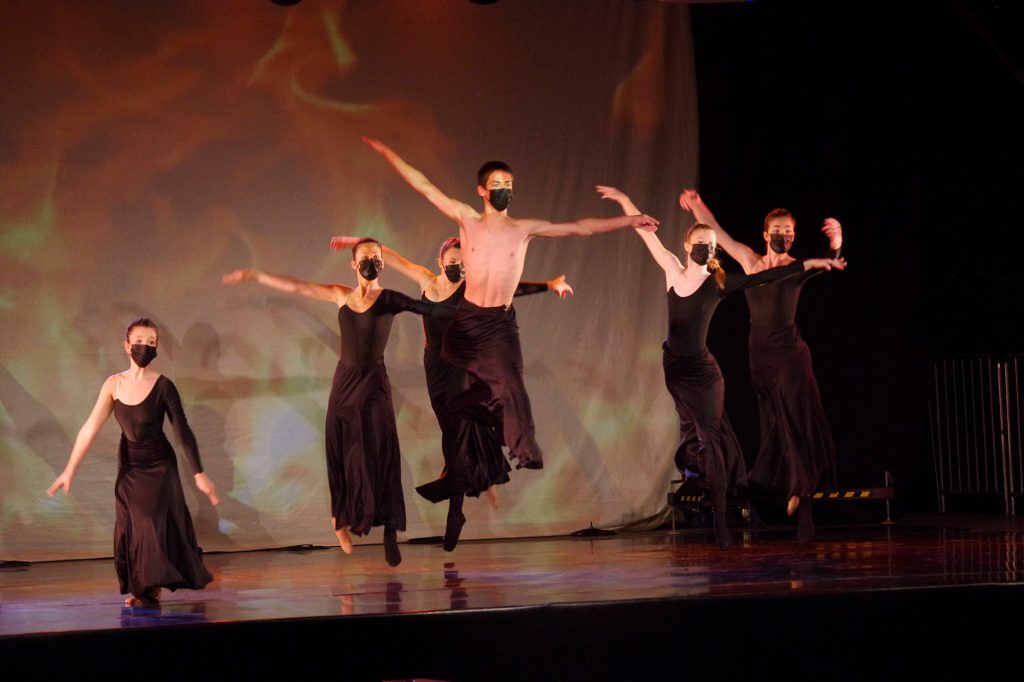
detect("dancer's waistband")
(336, 356), (387, 368)
(459, 298), (514, 314)
(118, 433), (174, 467)
(662, 342), (713, 361)
(120, 433), (169, 449)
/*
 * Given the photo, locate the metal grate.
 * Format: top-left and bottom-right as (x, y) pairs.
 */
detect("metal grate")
(930, 355), (1023, 514)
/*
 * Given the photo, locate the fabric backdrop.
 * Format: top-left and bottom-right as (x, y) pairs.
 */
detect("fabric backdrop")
(0, 0), (699, 560)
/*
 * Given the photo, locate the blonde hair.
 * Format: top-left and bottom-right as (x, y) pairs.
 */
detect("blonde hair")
(685, 223), (725, 289)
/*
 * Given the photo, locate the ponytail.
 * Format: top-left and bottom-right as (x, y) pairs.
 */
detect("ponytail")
(707, 257), (726, 289)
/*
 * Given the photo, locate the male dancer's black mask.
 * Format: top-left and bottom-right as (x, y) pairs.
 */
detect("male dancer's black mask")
(130, 344), (157, 368)
(769, 234), (794, 254)
(358, 258), (382, 281)
(488, 188), (512, 212)
(443, 263), (465, 283)
(689, 243), (713, 266)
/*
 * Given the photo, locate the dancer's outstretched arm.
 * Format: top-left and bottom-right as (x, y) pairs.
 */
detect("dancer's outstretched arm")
(678, 189), (761, 274)
(597, 185), (682, 280)
(331, 236), (435, 291)
(222, 269), (352, 305)
(362, 137), (478, 224)
(331, 235), (574, 298)
(515, 275), (574, 298)
(802, 258), (847, 272)
(525, 211), (658, 239)
(821, 217), (843, 255)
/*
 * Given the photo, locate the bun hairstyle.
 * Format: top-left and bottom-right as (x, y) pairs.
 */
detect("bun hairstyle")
(685, 223), (725, 290)
(351, 237), (382, 261)
(438, 237), (461, 261)
(125, 317), (159, 342)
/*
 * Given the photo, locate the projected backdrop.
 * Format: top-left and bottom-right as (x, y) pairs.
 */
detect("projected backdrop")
(0, 0), (698, 560)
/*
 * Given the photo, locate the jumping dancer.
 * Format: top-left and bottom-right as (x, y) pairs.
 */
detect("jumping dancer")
(330, 235), (572, 549)
(598, 186), (844, 549)
(364, 136), (658, 472)
(47, 318), (219, 605)
(679, 190), (842, 542)
(223, 238), (450, 566)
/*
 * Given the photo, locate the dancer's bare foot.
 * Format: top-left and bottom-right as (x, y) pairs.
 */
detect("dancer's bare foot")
(485, 485), (498, 510)
(336, 528), (353, 554)
(125, 587), (160, 606)
(332, 517), (353, 554)
(787, 495), (800, 516)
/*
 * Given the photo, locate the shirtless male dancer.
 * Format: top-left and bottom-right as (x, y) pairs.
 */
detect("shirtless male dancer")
(363, 137), (658, 470)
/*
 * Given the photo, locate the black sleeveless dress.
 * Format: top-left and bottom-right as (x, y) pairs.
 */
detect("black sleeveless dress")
(326, 289), (444, 535)
(112, 375), (212, 598)
(745, 252), (839, 499)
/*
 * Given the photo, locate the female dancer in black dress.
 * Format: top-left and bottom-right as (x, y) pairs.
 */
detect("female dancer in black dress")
(223, 238), (448, 566)
(47, 318), (219, 605)
(680, 190), (841, 542)
(598, 187), (844, 548)
(330, 235), (572, 550)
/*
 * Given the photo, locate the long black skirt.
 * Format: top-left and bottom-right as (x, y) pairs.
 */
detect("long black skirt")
(662, 344), (747, 509)
(747, 328), (837, 498)
(113, 434), (212, 597)
(415, 348), (512, 503)
(441, 300), (543, 469)
(325, 359), (405, 535)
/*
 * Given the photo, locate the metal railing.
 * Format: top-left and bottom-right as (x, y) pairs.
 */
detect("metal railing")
(930, 355), (1023, 514)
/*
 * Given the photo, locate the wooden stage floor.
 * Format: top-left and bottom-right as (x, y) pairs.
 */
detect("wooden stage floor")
(3, 513), (1024, 679)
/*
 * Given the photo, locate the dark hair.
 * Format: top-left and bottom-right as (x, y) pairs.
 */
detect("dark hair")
(125, 317), (159, 342)
(477, 161), (512, 187)
(764, 208), (795, 230)
(438, 237), (461, 261)
(351, 237), (382, 261)
(685, 223), (726, 290)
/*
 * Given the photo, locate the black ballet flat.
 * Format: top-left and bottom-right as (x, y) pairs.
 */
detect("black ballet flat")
(383, 528), (402, 567)
(443, 511), (467, 552)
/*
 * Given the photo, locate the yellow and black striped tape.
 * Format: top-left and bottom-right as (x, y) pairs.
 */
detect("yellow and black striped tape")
(670, 489), (893, 504)
(812, 488), (894, 500)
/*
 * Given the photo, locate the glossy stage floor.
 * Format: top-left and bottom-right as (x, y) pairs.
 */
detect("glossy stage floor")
(3, 513), (1024, 680)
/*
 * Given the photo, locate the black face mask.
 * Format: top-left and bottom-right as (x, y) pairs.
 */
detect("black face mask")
(357, 258), (382, 281)
(130, 344), (157, 368)
(488, 188), (512, 212)
(769, 234), (793, 254)
(443, 263), (465, 283)
(689, 243), (713, 266)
